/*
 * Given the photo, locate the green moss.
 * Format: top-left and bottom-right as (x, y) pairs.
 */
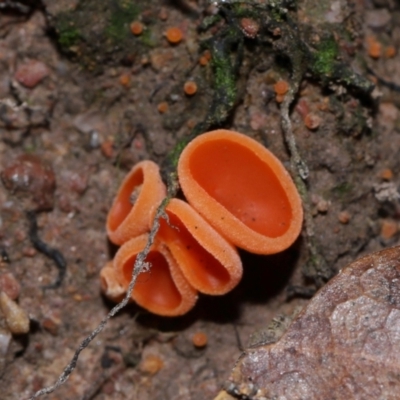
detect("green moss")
(211, 50), (237, 109)
(331, 182), (353, 199)
(312, 35), (339, 76)
(106, 1), (139, 42)
(57, 19), (81, 48)
(140, 28), (157, 48)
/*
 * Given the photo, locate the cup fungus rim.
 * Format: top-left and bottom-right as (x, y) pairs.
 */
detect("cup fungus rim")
(113, 234), (198, 317)
(157, 198), (243, 295)
(106, 160), (166, 246)
(177, 129), (303, 254)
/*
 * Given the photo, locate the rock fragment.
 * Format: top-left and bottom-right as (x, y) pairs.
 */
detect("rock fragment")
(0, 292), (30, 334)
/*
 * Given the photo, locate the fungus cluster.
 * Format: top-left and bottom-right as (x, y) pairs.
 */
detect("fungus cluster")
(100, 130), (303, 316)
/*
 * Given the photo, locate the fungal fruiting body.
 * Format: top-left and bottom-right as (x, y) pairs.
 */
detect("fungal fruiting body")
(113, 234), (198, 316)
(106, 160), (166, 245)
(156, 198), (243, 295)
(177, 129), (303, 255)
(102, 129), (303, 316)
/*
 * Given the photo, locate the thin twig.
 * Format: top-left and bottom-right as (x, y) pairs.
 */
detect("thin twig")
(28, 184), (176, 399)
(280, 83), (332, 285)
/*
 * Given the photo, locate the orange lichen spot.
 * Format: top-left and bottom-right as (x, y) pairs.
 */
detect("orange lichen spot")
(275, 94), (285, 103)
(140, 354), (164, 375)
(178, 129), (303, 255)
(154, 198), (243, 295)
(240, 18), (259, 38)
(113, 234), (198, 316)
(192, 332), (208, 348)
(304, 113), (321, 130)
(101, 140), (114, 158)
(380, 168), (393, 181)
(184, 80), (198, 96)
(338, 211), (351, 224)
(157, 101), (168, 114)
(385, 45), (396, 58)
(366, 37), (381, 59)
(106, 160), (166, 245)
(119, 73), (131, 87)
(130, 21), (144, 36)
(274, 80), (289, 96)
(380, 219), (398, 239)
(165, 27), (183, 44)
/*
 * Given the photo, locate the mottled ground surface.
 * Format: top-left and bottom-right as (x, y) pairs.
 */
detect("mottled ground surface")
(0, 0), (400, 399)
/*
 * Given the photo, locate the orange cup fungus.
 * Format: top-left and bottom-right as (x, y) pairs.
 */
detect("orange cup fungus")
(113, 234), (198, 316)
(101, 129), (303, 316)
(177, 129), (303, 254)
(156, 198), (242, 295)
(165, 27), (183, 44)
(106, 160), (166, 245)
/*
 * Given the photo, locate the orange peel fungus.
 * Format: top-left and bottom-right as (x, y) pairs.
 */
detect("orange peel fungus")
(156, 198), (243, 295)
(177, 129), (303, 254)
(113, 234), (198, 316)
(106, 160), (166, 245)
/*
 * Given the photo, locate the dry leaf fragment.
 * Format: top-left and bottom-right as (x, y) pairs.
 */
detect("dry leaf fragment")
(226, 246), (400, 399)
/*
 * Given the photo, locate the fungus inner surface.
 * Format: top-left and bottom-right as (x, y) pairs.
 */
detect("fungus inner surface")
(108, 168), (143, 231)
(188, 139), (292, 237)
(158, 212), (230, 290)
(122, 251), (182, 309)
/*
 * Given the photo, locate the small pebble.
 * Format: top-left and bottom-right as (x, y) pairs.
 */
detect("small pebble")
(0, 327), (12, 358)
(380, 219), (398, 239)
(0, 273), (21, 300)
(187, 119), (196, 129)
(338, 211), (351, 224)
(42, 310), (61, 335)
(1, 154), (56, 211)
(304, 113), (321, 130)
(0, 292), (30, 334)
(14, 60), (49, 88)
(295, 98), (309, 119)
(139, 354), (164, 375)
(101, 140), (114, 158)
(158, 7), (168, 21)
(316, 199), (329, 214)
(240, 18), (259, 38)
(22, 247), (37, 257)
(89, 130), (101, 149)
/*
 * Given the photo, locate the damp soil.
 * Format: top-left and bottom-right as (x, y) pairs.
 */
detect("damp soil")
(0, 1), (400, 399)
